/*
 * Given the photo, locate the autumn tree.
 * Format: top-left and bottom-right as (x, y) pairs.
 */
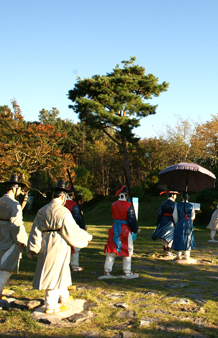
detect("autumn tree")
(55, 120), (122, 196)
(157, 117), (197, 164)
(68, 57), (169, 185)
(191, 114), (218, 171)
(83, 133), (122, 196)
(0, 101), (75, 186)
(135, 117), (201, 193)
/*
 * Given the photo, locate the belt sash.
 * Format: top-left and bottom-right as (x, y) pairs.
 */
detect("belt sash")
(113, 219), (128, 253)
(42, 229), (60, 232)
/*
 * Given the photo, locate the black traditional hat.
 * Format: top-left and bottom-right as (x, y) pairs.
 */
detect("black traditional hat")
(159, 189), (180, 195)
(53, 180), (71, 193)
(2, 174), (26, 187)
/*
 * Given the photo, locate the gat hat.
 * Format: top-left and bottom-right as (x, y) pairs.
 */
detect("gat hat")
(159, 190), (180, 195)
(53, 180), (71, 193)
(115, 186), (129, 196)
(2, 174), (26, 187)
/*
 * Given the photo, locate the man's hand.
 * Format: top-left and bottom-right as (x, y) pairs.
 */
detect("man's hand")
(27, 252), (34, 259)
(137, 229), (141, 234)
(21, 191), (29, 210)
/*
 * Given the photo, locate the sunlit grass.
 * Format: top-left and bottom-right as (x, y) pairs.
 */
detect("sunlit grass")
(1, 196), (218, 337)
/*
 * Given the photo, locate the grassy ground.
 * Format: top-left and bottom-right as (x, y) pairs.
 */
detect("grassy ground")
(1, 195), (218, 337)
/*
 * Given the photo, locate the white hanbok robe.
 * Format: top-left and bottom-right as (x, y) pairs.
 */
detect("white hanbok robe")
(207, 208), (218, 231)
(27, 199), (91, 290)
(0, 194), (28, 273)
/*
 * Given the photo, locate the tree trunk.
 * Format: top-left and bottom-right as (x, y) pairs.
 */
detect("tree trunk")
(102, 167), (105, 196)
(122, 137), (131, 186)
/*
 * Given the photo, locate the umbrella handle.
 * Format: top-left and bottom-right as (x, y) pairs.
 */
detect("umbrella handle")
(185, 171), (189, 192)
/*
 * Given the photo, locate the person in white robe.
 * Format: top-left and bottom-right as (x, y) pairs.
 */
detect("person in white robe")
(27, 180), (92, 314)
(0, 175), (28, 299)
(207, 205), (218, 243)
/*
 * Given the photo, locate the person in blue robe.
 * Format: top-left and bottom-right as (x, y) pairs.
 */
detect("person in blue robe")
(172, 192), (195, 261)
(152, 190), (179, 256)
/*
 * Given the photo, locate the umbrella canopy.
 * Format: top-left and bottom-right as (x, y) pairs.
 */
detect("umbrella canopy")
(158, 162), (216, 192)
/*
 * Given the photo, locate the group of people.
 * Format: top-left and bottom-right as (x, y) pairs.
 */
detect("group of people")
(0, 175), (92, 314)
(152, 189), (218, 259)
(1, 174), (217, 314)
(152, 190), (196, 261)
(0, 176), (140, 314)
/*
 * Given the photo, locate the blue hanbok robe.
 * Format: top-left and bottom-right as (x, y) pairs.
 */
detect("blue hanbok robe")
(172, 202), (195, 251)
(152, 198), (176, 243)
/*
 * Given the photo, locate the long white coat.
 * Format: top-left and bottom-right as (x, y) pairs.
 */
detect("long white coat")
(207, 208), (218, 230)
(0, 194), (28, 273)
(27, 199), (91, 290)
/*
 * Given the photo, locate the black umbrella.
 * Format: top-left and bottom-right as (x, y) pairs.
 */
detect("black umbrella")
(158, 162), (216, 192)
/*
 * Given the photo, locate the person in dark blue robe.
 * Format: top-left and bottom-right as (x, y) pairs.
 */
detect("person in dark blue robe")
(172, 192), (195, 261)
(152, 190), (178, 256)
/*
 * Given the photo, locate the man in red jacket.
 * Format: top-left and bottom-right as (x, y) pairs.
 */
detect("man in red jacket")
(99, 186), (140, 280)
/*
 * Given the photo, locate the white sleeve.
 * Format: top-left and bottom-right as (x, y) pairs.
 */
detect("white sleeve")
(173, 204), (178, 224)
(10, 203), (28, 246)
(60, 211), (92, 248)
(191, 207), (195, 221)
(27, 214), (42, 254)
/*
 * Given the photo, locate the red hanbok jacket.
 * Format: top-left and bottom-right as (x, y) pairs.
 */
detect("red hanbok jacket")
(104, 199), (138, 257)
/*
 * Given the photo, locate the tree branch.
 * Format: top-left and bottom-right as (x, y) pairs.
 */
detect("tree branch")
(99, 122), (122, 146)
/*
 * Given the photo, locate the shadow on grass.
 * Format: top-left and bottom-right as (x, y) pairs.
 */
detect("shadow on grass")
(14, 197), (218, 337)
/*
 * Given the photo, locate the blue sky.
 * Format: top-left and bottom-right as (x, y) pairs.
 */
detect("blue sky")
(1, 0), (218, 139)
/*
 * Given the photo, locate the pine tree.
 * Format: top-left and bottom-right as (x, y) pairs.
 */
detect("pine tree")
(68, 57), (169, 185)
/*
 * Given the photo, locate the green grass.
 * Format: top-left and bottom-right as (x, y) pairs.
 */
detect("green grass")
(1, 196), (218, 337)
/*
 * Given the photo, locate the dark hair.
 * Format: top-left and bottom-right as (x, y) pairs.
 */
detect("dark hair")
(53, 190), (66, 199)
(6, 184), (18, 191)
(182, 192), (189, 213)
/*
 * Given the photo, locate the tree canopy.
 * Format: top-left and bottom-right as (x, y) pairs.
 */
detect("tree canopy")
(0, 101), (75, 185)
(2, 93), (218, 218)
(68, 57), (169, 184)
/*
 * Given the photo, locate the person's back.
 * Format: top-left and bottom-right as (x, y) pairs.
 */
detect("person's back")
(0, 194), (19, 215)
(207, 205), (218, 242)
(152, 191), (178, 256)
(177, 201), (193, 220)
(0, 194), (22, 250)
(36, 199), (69, 231)
(111, 199), (130, 221)
(27, 180), (92, 314)
(100, 186), (139, 280)
(160, 199), (176, 215)
(0, 175), (27, 299)
(173, 192), (195, 261)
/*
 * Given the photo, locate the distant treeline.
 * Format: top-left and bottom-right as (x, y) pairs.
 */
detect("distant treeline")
(1, 101), (218, 221)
